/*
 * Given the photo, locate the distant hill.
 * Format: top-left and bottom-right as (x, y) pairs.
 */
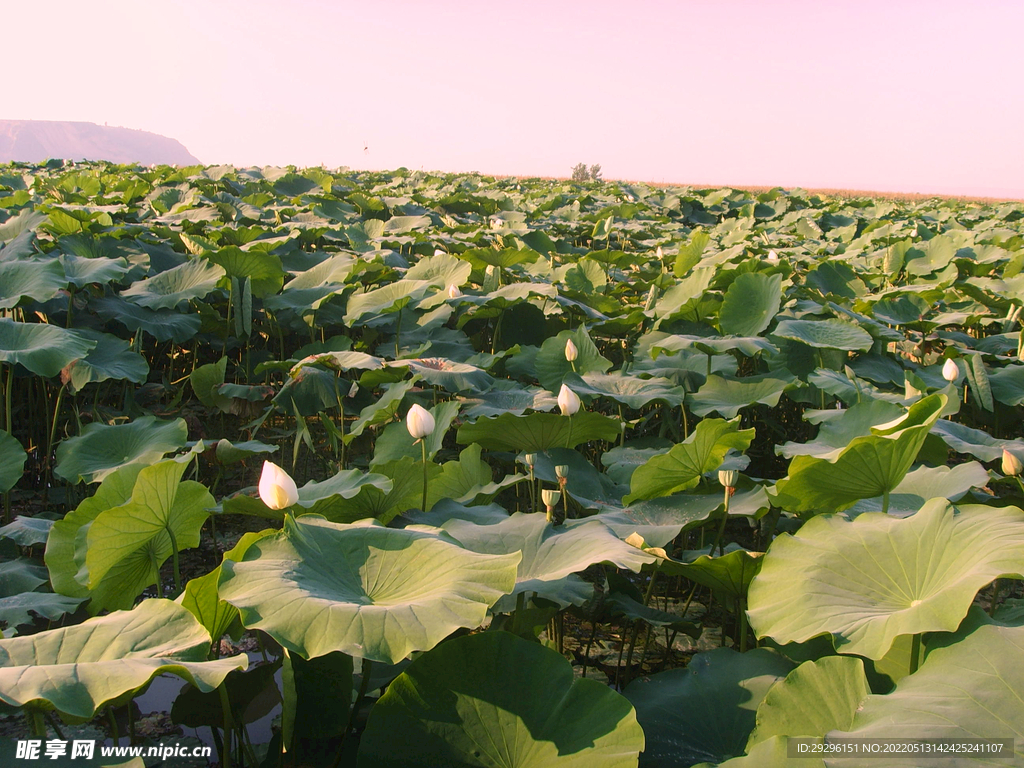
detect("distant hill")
(0, 120), (200, 166)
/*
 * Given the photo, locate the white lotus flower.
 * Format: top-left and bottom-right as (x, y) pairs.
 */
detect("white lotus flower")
(767, 250), (780, 263)
(557, 384), (581, 416)
(1003, 449), (1023, 477)
(655, 245), (663, 259)
(259, 461), (298, 510)
(942, 358), (959, 383)
(564, 339), (578, 362)
(448, 284), (463, 299)
(433, 248), (446, 256)
(406, 403), (435, 439)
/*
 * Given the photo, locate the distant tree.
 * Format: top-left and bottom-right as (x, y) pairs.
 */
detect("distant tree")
(571, 163), (590, 182)
(589, 164), (603, 182)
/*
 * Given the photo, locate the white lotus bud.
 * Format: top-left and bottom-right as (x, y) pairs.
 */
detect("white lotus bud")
(259, 461), (299, 510)
(406, 403), (435, 439)
(541, 489), (560, 508)
(655, 245), (663, 260)
(557, 384), (581, 416)
(1002, 449), (1023, 477)
(718, 469), (739, 488)
(766, 250), (780, 263)
(448, 284), (462, 299)
(348, 381), (359, 398)
(564, 339), (578, 362)
(941, 358), (959, 383)
(433, 249), (446, 256)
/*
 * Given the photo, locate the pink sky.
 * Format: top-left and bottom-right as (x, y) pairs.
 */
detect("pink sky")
(9, 0), (1024, 197)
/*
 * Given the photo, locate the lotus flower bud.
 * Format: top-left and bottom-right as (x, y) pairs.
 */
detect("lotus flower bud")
(433, 248), (446, 256)
(718, 469), (739, 489)
(564, 339), (578, 362)
(655, 245), (663, 260)
(259, 461), (299, 510)
(406, 403), (435, 439)
(941, 358), (959, 383)
(524, 453), (537, 467)
(557, 384), (581, 416)
(1002, 449), (1023, 477)
(448, 284), (462, 299)
(348, 381), (359, 398)
(555, 465), (569, 479)
(541, 489), (560, 508)
(766, 249), (780, 263)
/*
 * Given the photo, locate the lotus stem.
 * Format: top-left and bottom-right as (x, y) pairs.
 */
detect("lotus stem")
(107, 705), (120, 746)
(738, 596), (749, 653)
(148, 546), (164, 599)
(581, 621), (599, 678)
(218, 683), (234, 768)
(618, 404), (625, 447)
(335, 657), (373, 767)
(989, 579), (1001, 618)
(421, 439), (429, 512)
(395, 307), (402, 359)
(166, 526), (182, 596)
(909, 633), (922, 674)
(26, 708), (46, 738)
(882, 487), (890, 516)
(710, 486), (732, 557)
(46, 382), (65, 481)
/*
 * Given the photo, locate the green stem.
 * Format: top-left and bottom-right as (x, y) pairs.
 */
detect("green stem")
(528, 467), (536, 514)
(618, 404), (625, 447)
(166, 526), (182, 596)
(27, 709), (46, 738)
(107, 705), (120, 746)
(421, 440), (429, 512)
(395, 307), (402, 359)
(47, 383), (65, 479)
(681, 403), (689, 438)
(738, 597), (749, 653)
(218, 684), (234, 768)
(335, 657), (373, 767)
(909, 633), (922, 674)
(581, 621), (599, 678)
(148, 546), (164, 599)
(989, 579), (1001, 618)
(710, 488), (731, 556)
(882, 487), (890, 516)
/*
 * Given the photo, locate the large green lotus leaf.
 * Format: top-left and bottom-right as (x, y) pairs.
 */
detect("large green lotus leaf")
(0, 319), (96, 378)
(386, 357), (494, 393)
(81, 459), (213, 611)
(54, 416), (188, 484)
(829, 623), (1024, 767)
(747, 499), (1024, 660)
(534, 326), (613, 393)
(845, 462), (989, 517)
(653, 265), (715, 319)
(0, 599), (246, 719)
(623, 648), (795, 768)
(746, 657), (869, 750)
(459, 246), (540, 270)
(458, 384), (558, 418)
(719, 272), (782, 336)
(442, 513), (655, 610)
(655, 549), (764, 607)
(0, 559), (47, 596)
(602, 443), (671, 486)
(777, 399), (904, 458)
(561, 372), (686, 408)
(62, 329), (149, 391)
(219, 516), (520, 663)
(457, 412), (621, 452)
(771, 394), (945, 515)
(89, 294), (202, 343)
(59, 252), (130, 288)
(213, 439), (279, 465)
(695, 736), (795, 768)
(0, 430), (26, 493)
(625, 418), (755, 504)
(206, 245), (285, 298)
(45, 464), (143, 600)
(0, 258), (66, 309)
(405, 252), (471, 289)
(358, 631), (644, 768)
(988, 364), (1024, 407)
(930, 418), (1024, 462)
(221, 467), (393, 523)
(647, 334), (778, 360)
(773, 319), (873, 351)
(0, 515), (52, 547)
(689, 373), (792, 418)
(0, 592), (85, 630)
(121, 258), (225, 309)
(344, 279), (432, 323)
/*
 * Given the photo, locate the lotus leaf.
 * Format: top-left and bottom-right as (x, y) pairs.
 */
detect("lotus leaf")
(219, 516), (520, 663)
